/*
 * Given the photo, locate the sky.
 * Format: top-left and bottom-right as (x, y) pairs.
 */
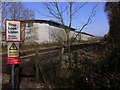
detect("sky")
(22, 2), (109, 36)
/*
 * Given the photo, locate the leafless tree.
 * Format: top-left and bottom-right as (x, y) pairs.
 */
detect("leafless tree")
(6, 2), (34, 20)
(39, 2), (98, 73)
(1, 2), (11, 31)
(42, 2), (97, 53)
(2, 2), (37, 44)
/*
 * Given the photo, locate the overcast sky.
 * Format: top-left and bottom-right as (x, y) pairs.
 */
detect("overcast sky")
(22, 2), (109, 36)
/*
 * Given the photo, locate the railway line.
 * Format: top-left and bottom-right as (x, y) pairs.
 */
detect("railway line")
(2, 41), (103, 73)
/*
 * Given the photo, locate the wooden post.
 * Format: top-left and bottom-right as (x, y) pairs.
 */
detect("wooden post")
(35, 50), (46, 83)
(35, 51), (40, 82)
(56, 47), (64, 77)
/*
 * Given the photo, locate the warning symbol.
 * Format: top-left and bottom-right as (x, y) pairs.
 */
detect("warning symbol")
(9, 43), (18, 50)
(8, 42), (19, 57)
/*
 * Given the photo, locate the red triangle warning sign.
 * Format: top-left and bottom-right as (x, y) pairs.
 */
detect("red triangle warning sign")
(9, 43), (18, 50)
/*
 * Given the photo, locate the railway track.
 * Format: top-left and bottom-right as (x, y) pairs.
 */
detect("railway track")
(2, 42), (102, 73)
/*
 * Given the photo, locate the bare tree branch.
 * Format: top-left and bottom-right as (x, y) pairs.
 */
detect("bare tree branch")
(43, 3), (60, 19)
(1, 2), (11, 22)
(69, 2), (73, 28)
(61, 6), (68, 14)
(42, 2), (98, 53)
(70, 3), (98, 44)
(38, 10), (57, 19)
(54, 2), (65, 25)
(72, 2), (87, 16)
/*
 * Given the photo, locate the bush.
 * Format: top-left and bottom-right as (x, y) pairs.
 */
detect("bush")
(68, 47), (120, 89)
(99, 48), (120, 89)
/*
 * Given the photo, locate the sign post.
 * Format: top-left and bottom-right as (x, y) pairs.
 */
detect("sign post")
(5, 20), (21, 89)
(12, 66), (14, 89)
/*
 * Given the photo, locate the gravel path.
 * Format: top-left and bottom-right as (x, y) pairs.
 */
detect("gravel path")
(2, 73), (57, 89)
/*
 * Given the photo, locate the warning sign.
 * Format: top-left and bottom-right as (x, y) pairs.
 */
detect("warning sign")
(6, 57), (20, 64)
(8, 42), (19, 57)
(6, 20), (21, 65)
(9, 43), (18, 50)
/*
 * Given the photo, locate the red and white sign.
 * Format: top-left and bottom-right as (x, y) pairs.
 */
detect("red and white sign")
(6, 57), (20, 64)
(5, 20), (22, 42)
(5, 20), (21, 64)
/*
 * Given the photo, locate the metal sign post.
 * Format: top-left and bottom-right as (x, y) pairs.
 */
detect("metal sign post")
(5, 20), (21, 89)
(12, 64), (15, 89)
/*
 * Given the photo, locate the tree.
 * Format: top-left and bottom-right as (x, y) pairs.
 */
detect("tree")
(6, 2), (34, 20)
(39, 2), (98, 73)
(42, 2), (97, 53)
(104, 2), (120, 48)
(1, 2), (11, 31)
(1, 2), (37, 44)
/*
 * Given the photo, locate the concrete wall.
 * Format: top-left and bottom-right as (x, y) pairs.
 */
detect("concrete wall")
(70, 30), (76, 38)
(35, 23), (49, 44)
(23, 21), (95, 44)
(23, 22), (50, 44)
(74, 32), (94, 41)
(49, 25), (66, 43)
(81, 34), (92, 41)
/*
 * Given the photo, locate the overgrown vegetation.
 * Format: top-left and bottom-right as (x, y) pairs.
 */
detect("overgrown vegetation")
(34, 43), (120, 89)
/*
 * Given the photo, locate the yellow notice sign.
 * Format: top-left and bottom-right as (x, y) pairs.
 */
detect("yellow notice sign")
(8, 42), (19, 57)
(9, 51), (18, 56)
